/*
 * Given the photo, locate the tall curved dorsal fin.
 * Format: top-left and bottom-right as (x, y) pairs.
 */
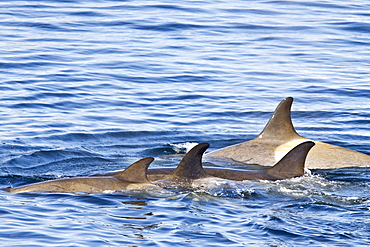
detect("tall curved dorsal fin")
(265, 141), (315, 179)
(115, 157), (154, 183)
(257, 97), (301, 141)
(172, 143), (210, 179)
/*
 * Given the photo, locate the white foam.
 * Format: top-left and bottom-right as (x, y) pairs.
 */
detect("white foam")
(170, 142), (199, 153)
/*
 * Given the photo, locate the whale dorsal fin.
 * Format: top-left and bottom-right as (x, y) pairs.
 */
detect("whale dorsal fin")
(265, 141), (315, 179)
(172, 143), (210, 179)
(257, 97), (301, 141)
(115, 157), (154, 183)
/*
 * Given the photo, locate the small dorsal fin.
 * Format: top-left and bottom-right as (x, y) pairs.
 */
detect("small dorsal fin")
(115, 157), (154, 183)
(265, 141), (315, 179)
(257, 97), (301, 141)
(172, 143), (210, 179)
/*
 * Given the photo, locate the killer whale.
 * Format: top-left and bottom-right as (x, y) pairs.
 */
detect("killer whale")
(154, 141), (314, 190)
(7, 157), (156, 193)
(205, 97), (370, 169)
(153, 142), (218, 190)
(7, 140), (314, 193)
(98, 141), (314, 182)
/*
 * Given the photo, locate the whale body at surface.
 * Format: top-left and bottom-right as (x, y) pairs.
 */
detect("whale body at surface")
(7, 157), (156, 193)
(205, 97), (370, 169)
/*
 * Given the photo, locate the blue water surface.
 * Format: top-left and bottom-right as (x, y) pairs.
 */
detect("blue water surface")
(0, 0), (370, 246)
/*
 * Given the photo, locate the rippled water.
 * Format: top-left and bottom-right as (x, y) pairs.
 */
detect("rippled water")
(1, 0), (370, 246)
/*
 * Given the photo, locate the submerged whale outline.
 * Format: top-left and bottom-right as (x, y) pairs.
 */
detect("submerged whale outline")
(205, 97), (370, 169)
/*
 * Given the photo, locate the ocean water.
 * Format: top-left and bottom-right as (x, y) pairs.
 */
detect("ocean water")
(0, 0), (370, 246)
